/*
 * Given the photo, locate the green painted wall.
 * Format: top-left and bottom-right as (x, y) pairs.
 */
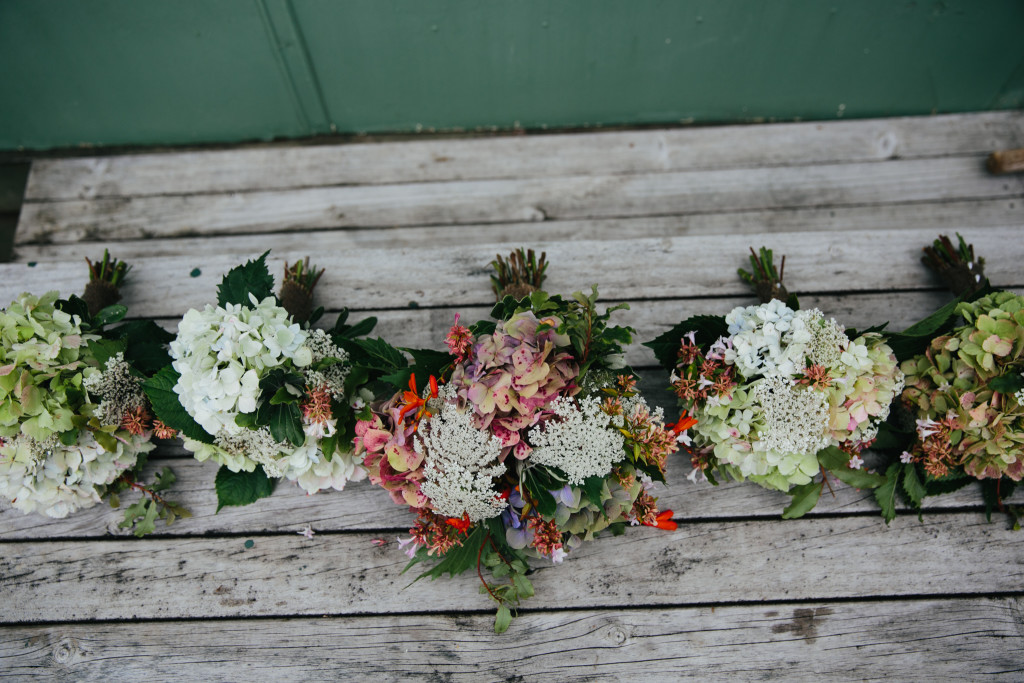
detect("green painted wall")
(2, 0), (1023, 151)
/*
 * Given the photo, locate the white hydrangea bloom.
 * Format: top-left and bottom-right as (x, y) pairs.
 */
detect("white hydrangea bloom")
(170, 296), (310, 437)
(417, 401), (507, 522)
(724, 301), (807, 378)
(528, 396), (627, 485)
(294, 449), (367, 495)
(0, 430), (153, 518)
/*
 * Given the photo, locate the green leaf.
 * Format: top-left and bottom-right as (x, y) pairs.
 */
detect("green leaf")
(642, 315), (729, 370)
(816, 446), (849, 470)
(874, 463), (901, 523)
(331, 310), (377, 340)
(142, 365), (215, 443)
(902, 463), (927, 507)
(781, 481), (823, 519)
(413, 527), (486, 581)
(92, 304), (128, 327)
(990, 373), (1024, 394)
(58, 428), (79, 446)
(86, 338), (126, 369)
(512, 572), (534, 600)
(580, 475), (606, 508)
(217, 250), (275, 307)
(924, 470), (973, 496)
(522, 471), (557, 518)
(215, 467), (276, 511)
(345, 338), (409, 379)
(494, 605), (513, 634)
(267, 402), (304, 447)
(106, 320), (174, 376)
(830, 466), (887, 490)
(886, 297), (963, 362)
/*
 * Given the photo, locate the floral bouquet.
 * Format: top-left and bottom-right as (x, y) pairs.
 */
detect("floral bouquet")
(354, 249), (680, 632)
(145, 252), (377, 510)
(869, 234), (1024, 523)
(0, 252), (188, 535)
(646, 247), (905, 517)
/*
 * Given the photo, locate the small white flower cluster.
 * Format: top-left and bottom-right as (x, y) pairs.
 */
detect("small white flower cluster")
(416, 401), (508, 522)
(725, 300), (808, 377)
(753, 375), (830, 456)
(528, 396), (627, 485)
(171, 295), (310, 437)
(1014, 373), (1024, 407)
(83, 352), (146, 426)
(302, 328), (350, 400)
(0, 430), (153, 518)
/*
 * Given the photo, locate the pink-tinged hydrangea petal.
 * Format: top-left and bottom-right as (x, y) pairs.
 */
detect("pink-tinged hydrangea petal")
(386, 443), (422, 473)
(513, 441), (533, 459)
(491, 423), (521, 448)
(360, 428), (392, 453)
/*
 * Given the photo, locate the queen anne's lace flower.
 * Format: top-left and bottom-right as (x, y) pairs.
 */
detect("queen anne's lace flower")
(83, 352), (146, 426)
(528, 396), (626, 485)
(416, 401), (508, 522)
(302, 328), (350, 400)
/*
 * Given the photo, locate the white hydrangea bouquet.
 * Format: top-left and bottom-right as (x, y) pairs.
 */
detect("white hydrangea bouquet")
(0, 252), (188, 535)
(145, 252), (377, 510)
(645, 247), (905, 518)
(353, 249), (681, 633)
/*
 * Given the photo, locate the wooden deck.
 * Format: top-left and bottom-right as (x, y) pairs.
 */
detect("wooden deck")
(2, 112), (1024, 681)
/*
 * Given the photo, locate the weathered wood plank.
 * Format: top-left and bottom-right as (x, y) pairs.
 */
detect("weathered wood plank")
(23, 112), (1024, 201)
(1, 443), (1015, 540)
(16, 157), (1024, 244)
(2, 229), (1022, 317)
(14, 196), (1023, 263)
(1, 514), (1019, 622)
(2, 598), (1022, 681)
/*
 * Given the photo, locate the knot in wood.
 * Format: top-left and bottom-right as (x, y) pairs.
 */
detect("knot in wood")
(52, 637), (79, 664)
(603, 624), (629, 645)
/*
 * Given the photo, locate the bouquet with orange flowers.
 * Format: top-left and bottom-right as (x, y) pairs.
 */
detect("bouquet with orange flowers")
(354, 249), (680, 633)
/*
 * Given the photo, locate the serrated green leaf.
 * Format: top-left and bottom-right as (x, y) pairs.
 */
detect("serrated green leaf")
(580, 475), (606, 508)
(268, 402), (304, 447)
(58, 428), (78, 446)
(143, 365), (215, 443)
(413, 527), (486, 581)
(215, 466), (276, 511)
(872, 421), (913, 451)
(830, 466), (887, 490)
(782, 481), (823, 519)
(902, 463), (927, 507)
(875, 463), (901, 523)
(494, 605), (513, 634)
(86, 338), (126, 369)
(217, 250), (275, 307)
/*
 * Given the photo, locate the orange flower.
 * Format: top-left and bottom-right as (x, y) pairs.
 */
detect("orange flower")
(643, 509), (677, 531)
(398, 373), (440, 425)
(445, 513), (472, 533)
(666, 412), (698, 434)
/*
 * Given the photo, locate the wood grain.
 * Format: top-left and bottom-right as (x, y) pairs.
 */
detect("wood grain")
(3, 229), (1023, 318)
(2, 514), (1021, 622)
(23, 111), (1024, 201)
(2, 599), (1022, 681)
(16, 157), (1024, 244)
(13, 196), (1024, 263)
